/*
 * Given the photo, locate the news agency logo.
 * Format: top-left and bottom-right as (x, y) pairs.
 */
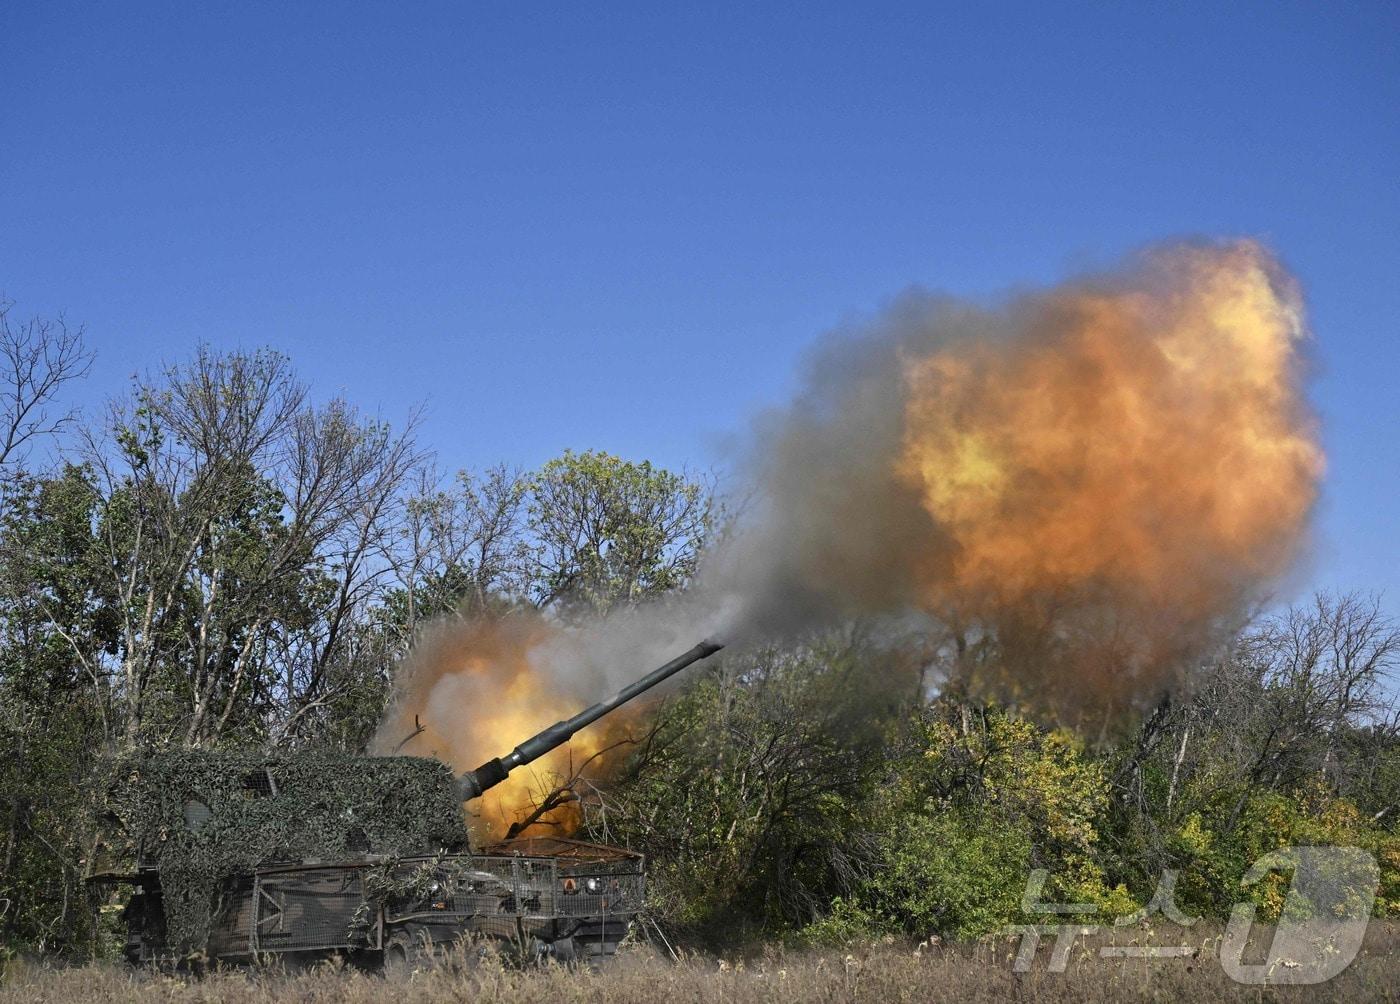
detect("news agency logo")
(1005, 846), (1379, 985)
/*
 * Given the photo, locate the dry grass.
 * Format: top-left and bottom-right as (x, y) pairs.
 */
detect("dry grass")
(4, 923), (1397, 1003)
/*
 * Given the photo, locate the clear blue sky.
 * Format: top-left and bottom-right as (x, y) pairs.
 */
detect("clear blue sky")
(2, 2), (1397, 608)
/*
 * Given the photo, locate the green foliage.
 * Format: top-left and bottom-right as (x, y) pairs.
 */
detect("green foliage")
(0, 693), (102, 957)
(867, 806), (1032, 939)
(0, 467), (114, 956)
(796, 897), (881, 948)
(844, 705), (1133, 941)
(595, 638), (912, 943)
(529, 449), (711, 615)
(1, 331), (1398, 966)
(1166, 786), (1400, 922)
(0, 364), (720, 956)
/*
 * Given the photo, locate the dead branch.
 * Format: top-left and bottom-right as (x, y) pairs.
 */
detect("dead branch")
(504, 729), (656, 839)
(392, 715), (426, 753)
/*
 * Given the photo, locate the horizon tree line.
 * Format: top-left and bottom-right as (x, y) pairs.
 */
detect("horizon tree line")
(0, 299), (1395, 956)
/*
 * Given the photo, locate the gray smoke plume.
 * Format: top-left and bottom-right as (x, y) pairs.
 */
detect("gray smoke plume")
(377, 239), (1322, 780)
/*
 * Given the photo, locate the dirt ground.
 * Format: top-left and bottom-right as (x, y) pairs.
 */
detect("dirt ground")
(3, 921), (1397, 1003)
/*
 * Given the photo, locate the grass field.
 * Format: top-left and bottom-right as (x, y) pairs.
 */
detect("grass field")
(3, 922), (1397, 1003)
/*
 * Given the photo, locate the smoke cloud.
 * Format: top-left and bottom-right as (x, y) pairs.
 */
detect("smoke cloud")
(706, 239), (1321, 711)
(376, 239), (1323, 809)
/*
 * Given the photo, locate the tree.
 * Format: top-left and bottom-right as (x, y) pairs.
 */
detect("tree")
(0, 299), (92, 471)
(55, 347), (422, 749)
(597, 632), (912, 938)
(1134, 593), (1400, 827)
(528, 449), (713, 616)
(382, 464), (532, 645)
(0, 301), (94, 955)
(377, 451), (714, 641)
(1100, 592), (1400, 916)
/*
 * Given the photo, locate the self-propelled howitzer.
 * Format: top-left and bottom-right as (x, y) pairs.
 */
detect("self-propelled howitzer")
(94, 641), (726, 973)
(456, 640), (724, 800)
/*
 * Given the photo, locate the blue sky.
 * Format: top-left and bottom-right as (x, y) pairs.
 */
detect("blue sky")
(2, 2), (1397, 609)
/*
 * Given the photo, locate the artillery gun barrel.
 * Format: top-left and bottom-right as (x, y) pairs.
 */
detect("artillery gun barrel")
(454, 640), (724, 800)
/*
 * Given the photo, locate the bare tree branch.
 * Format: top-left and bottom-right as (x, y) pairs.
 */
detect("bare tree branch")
(0, 299), (93, 469)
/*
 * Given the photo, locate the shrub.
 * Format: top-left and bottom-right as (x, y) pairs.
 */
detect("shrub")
(796, 897), (883, 947)
(868, 806), (1032, 939)
(1172, 786), (1400, 922)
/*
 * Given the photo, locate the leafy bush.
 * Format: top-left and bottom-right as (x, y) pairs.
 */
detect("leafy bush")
(596, 639), (908, 942)
(867, 806), (1032, 939)
(1171, 786), (1400, 923)
(795, 897), (882, 947)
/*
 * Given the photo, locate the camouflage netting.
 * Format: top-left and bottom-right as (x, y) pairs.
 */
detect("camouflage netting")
(98, 750), (468, 954)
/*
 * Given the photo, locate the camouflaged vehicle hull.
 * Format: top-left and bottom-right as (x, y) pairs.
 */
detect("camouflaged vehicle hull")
(109, 838), (644, 969)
